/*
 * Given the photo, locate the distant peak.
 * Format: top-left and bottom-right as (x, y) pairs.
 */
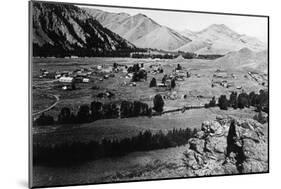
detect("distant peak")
(208, 24), (230, 30)
(134, 13), (147, 17)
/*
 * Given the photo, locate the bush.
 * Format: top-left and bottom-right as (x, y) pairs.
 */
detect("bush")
(153, 94), (165, 112)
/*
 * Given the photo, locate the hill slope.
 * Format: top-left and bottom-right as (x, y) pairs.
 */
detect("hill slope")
(178, 24), (266, 54)
(32, 2), (136, 57)
(213, 48), (268, 73)
(85, 8), (191, 51)
(133, 26), (191, 50)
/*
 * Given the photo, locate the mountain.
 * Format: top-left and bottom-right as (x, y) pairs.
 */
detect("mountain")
(84, 8), (191, 51)
(213, 47), (268, 73)
(178, 24), (266, 54)
(179, 29), (198, 40)
(133, 26), (191, 50)
(32, 2), (136, 57)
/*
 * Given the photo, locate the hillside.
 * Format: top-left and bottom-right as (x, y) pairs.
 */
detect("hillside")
(178, 24), (267, 54)
(213, 47), (268, 73)
(133, 26), (191, 50)
(32, 2), (136, 57)
(85, 8), (191, 51)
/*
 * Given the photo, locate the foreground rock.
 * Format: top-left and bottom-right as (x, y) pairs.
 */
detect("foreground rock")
(183, 116), (268, 176)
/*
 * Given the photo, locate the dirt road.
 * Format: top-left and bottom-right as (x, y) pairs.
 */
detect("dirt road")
(32, 94), (59, 117)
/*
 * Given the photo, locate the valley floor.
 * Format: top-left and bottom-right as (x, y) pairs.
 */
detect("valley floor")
(31, 57), (268, 187)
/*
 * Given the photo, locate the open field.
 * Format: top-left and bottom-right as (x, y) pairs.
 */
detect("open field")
(32, 57), (267, 117)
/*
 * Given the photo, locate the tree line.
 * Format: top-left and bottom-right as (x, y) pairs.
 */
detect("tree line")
(33, 127), (197, 165)
(205, 89), (268, 113)
(34, 95), (165, 126)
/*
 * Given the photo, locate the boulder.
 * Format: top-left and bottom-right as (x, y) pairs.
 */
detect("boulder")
(183, 117), (268, 176)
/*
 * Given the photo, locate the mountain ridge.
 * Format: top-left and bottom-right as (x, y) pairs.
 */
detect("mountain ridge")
(32, 2), (136, 57)
(84, 8), (192, 51)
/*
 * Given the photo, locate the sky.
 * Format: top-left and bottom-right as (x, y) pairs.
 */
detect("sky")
(79, 5), (268, 43)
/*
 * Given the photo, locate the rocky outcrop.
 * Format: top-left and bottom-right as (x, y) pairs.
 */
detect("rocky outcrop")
(183, 116), (268, 176)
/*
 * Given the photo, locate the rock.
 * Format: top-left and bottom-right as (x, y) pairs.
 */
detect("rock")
(188, 138), (205, 154)
(183, 117), (268, 176)
(253, 111), (268, 124)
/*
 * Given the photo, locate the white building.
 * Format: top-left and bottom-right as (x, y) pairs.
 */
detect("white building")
(59, 76), (74, 83)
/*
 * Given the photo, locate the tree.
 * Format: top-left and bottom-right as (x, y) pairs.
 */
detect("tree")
(171, 78), (176, 89)
(71, 81), (76, 90)
(162, 74), (167, 84)
(153, 94), (165, 113)
(255, 90), (268, 113)
(218, 95), (228, 110)
(132, 63), (140, 72)
(238, 92), (249, 109)
(76, 105), (91, 123)
(149, 78), (157, 87)
(249, 91), (257, 106)
(176, 64), (182, 70)
(229, 92), (238, 109)
(209, 96), (217, 107)
(113, 62), (118, 69)
(34, 113), (54, 126)
(57, 107), (75, 124)
(90, 101), (103, 120)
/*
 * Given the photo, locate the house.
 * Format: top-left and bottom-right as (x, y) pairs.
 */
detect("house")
(157, 83), (166, 87)
(213, 72), (228, 78)
(59, 76), (74, 83)
(82, 78), (90, 83)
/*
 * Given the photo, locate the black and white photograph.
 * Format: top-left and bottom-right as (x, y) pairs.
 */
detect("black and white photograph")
(29, 0), (269, 188)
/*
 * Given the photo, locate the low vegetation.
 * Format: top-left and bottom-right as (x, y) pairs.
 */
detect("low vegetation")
(33, 127), (197, 165)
